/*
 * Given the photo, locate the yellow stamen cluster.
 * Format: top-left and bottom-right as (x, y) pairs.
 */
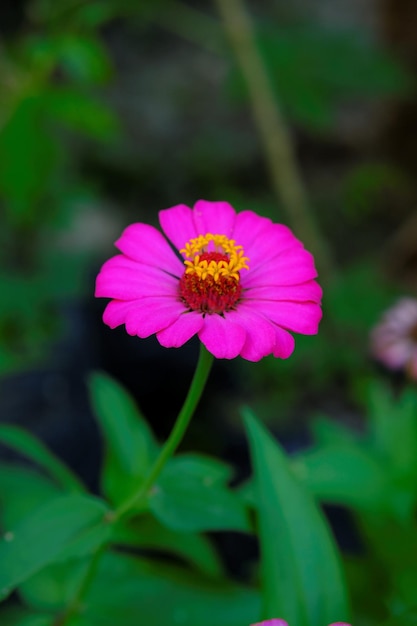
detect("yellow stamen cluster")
(180, 233), (249, 282)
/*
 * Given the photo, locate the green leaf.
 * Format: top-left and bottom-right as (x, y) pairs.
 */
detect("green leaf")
(292, 444), (391, 512)
(0, 424), (85, 493)
(163, 453), (235, 485)
(45, 88), (120, 140)
(368, 381), (417, 481)
(149, 454), (251, 533)
(79, 551), (260, 626)
(18, 559), (89, 612)
(113, 514), (224, 578)
(88, 372), (158, 506)
(244, 409), (350, 626)
(57, 34), (112, 84)
(0, 464), (62, 529)
(0, 96), (58, 223)
(310, 415), (358, 447)
(0, 494), (109, 599)
(56, 519), (112, 562)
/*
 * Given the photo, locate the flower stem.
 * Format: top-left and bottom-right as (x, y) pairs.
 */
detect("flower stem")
(53, 343), (214, 625)
(213, 0), (335, 283)
(52, 543), (106, 626)
(114, 343), (214, 519)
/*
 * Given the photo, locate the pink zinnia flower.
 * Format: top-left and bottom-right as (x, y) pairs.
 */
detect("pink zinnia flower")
(370, 297), (417, 379)
(95, 200), (322, 361)
(251, 621), (351, 626)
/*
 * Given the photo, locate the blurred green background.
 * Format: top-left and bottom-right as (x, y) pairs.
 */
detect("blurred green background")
(2, 1), (417, 624)
(0, 0), (416, 384)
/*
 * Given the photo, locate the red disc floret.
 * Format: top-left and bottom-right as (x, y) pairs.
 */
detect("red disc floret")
(179, 252), (242, 314)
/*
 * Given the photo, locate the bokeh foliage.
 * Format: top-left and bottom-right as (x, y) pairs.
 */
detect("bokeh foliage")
(1, 1), (417, 625)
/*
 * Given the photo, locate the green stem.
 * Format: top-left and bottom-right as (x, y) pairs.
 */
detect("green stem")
(52, 543), (106, 626)
(213, 0), (335, 283)
(114, 343), (214, 519)
(53, 343), (214, 625)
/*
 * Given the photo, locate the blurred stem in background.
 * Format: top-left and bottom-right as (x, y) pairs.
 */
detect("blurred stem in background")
(213, 0), (335, 284)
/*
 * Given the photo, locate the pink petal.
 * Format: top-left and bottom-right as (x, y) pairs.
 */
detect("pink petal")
(233, 210), (273, 253)
(102, 300), (139, 329)
(272, 325), (296, 358)
(159, 204), (198, 251)
(236, 301), (296, 358)
(198, 314), (246, 359)
(244, 223), (303, 267)
(251, 300), (322, 335)
(244, 281), (322, 303)
(115, 223), (183, 275)
(123, 297), (186, 338)
(227, 306), (277, 362)
(252, 619), (288, 626)
(192, 200), (236, 237)
(243, 248), (318, 288)
(95, 257), (179, 300)
(157, 311), (204, 348)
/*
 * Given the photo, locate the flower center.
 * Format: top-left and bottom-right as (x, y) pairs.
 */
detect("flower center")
(179, 233), (249, 314)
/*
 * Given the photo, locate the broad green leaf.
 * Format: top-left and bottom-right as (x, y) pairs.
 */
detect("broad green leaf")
(0, 464), (61, 528)
(18, 559), (89, 612)
(149, 454), (251, 533)
(0, 494), (109, 599)
(88, 372), (158, 506)
(76, 551), (260, 626)
(113, 514), (223, 578)
(244, 410), (350, 626)
(310, 415), (358, 447)
(162, 454), (235, 485)
(0, 425), (85, 493)
(368, 381), (417, 481)
(358, 511), (417, 577)
(393, 567), (417, 608)
(292, 444), (391, 512)
(56, 519), (112, 562)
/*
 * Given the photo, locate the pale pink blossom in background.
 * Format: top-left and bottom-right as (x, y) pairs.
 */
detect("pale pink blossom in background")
(96, 200), (322, 361)
(370, 297), (417, 379)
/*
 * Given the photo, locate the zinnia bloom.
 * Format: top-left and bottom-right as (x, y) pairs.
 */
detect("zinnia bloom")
(370, 297), (417, 379)
(251, 622), (351, 626)
(95, 200), (322, 361)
